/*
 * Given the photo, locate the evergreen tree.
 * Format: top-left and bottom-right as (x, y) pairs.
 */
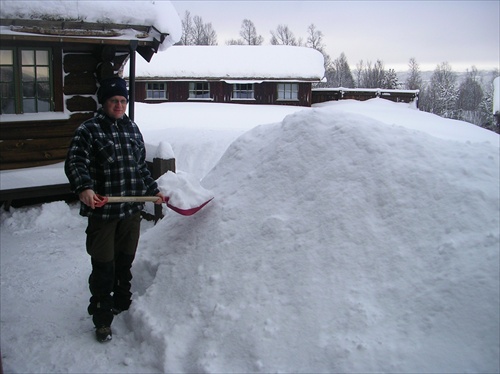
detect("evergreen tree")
(477, 70), (499, 133)
(424, 62), (458, 118)
(405, 57), (423, 90)
(383, 68), (398, 89)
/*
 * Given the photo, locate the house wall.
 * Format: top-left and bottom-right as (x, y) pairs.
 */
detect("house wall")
(0, 41), (129, 170)
(134, 81), (313, 107)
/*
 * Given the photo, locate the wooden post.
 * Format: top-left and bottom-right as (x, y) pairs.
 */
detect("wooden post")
(152, 157), (176, 222)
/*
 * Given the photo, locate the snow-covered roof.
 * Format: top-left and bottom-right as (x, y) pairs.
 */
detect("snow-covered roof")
(125, 45), (326, 81)
(313, 87), (420, 94)
(0, 0), (182, 51)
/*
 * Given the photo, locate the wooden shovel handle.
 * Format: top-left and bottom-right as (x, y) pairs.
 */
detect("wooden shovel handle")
(104, 196), (163, 203)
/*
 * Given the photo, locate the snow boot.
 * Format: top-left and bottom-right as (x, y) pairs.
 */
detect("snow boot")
(95, 326), (112, 343)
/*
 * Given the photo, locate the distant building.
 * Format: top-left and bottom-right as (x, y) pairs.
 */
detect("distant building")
(125, 45), (326, 107)
(312, 87), (420, 107)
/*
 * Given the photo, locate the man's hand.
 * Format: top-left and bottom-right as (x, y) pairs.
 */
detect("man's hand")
(79, 189), (105, 209)
(155, 192), (166, 205)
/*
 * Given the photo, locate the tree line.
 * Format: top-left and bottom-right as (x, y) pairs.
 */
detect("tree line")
(178, 11), (499, 133)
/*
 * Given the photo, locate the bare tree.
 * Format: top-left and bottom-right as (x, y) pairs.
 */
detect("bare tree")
(357, 60), (385, 88)
(327, 52), (354, 88)
(178, 11), (194, 45)
(239, 19), (264, 45)
(405, 57), (423, 90)
(355, 60), (364, 88)
(179, 12), (217, 45)
(226, 39), (245, 45)
(305, 24), (323, 51)
(270, 25), (297, 45)
(456, 66), (484, 125)
(191, 16), (217, 45)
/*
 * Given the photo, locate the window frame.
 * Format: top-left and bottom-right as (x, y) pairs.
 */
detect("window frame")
(277, 83), (299, 101)
(145, 82), (168, 101)
(231, 83), (255, 100)
(0, 47), (55, 115)
(188, 81), (211, 100)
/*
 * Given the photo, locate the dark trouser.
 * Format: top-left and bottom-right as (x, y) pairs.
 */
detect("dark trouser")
(85, 212), (141, 327)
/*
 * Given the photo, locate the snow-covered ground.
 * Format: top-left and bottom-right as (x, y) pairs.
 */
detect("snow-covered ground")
(1, 99), (499, 373)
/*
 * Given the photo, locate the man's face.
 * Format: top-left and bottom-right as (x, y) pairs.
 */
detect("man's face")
(103, 95), (128, 119)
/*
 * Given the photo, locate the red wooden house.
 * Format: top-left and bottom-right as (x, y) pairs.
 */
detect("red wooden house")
(126, 45), (325, 107)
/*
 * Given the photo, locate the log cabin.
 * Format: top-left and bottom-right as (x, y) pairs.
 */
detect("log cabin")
(0, 1), (180, 171)
(0, 0), (180, 209)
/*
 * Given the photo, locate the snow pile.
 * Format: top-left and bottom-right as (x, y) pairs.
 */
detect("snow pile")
(157, 171), (214, 211)
(138, 101), (306, 180)
(0, 100), (498, 373)
(133, 107), (499, 372)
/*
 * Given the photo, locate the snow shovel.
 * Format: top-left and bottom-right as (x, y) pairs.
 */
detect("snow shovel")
(94, 195), (213, 216)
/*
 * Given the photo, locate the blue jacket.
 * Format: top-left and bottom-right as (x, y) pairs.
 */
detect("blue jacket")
(65, 109), (159, 220)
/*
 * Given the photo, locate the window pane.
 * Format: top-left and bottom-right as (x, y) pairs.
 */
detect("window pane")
(22, 81), (35, 97)
(23, 98), (36, 113)
(1, 97), (15, 114)
(37, 82), (51, 99)
(36, 50), (49, 65)
(37, 99), (50, 112)
(0, 50), (13, 65)
(22, 66), (35, 81)
(36, 67), (50, 81)
(21, 50), (34, 65)
(0, 66), (14, 82)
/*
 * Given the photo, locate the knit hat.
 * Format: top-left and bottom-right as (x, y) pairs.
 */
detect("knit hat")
(97, 77), (128, 104)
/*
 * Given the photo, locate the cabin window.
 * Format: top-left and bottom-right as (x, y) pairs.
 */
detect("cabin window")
(0, 48), (53, 114)
(277, 83), (299, 101)
(189, 82), (210, 99)
(146, 82), (167, 100)
(232, 83), (254, 100)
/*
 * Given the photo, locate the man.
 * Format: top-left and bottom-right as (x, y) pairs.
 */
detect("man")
(65, 77), (164, 342)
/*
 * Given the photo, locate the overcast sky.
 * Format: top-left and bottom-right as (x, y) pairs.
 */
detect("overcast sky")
(170, 0), (500, 72)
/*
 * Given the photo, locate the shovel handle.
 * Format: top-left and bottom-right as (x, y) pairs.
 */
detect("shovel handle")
(104, 196), (163, 203)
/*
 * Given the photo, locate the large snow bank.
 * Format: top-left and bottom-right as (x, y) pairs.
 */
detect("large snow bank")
(133, 107), (500, 372)
(0, 100), (498, 373)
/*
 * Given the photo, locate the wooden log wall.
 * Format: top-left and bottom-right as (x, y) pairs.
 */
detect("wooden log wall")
(0, 43), (129, 170)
